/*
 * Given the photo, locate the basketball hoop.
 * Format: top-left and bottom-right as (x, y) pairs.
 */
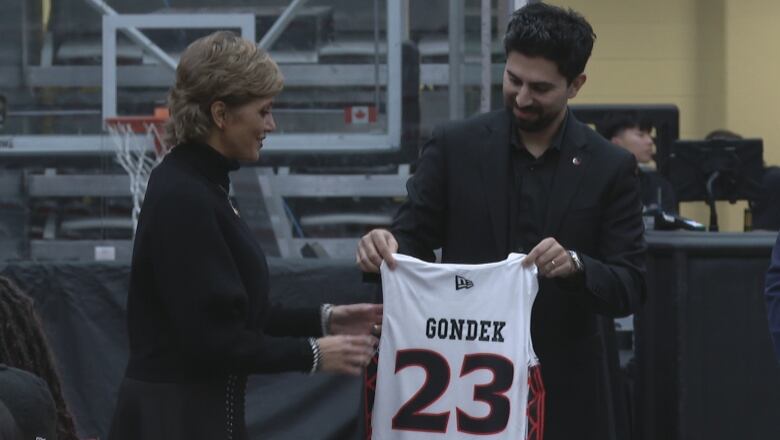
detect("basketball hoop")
(105, 107), (171, 235)
(105, 107), (170, 156)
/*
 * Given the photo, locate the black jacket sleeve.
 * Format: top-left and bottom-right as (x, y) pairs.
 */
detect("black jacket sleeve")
(576, 153), (647, 317)
(151, 190), (313, 374)
(393, 125), (448, 261)
(265, 305), (322, 337)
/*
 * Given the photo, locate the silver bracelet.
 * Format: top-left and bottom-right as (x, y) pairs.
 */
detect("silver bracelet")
(320, 303), (334, 336)
(308, 337), (321, 374)
(568, 250), (584, 273)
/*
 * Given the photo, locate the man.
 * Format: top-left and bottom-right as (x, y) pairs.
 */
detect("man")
(598, 114), (678, 213)
(357, 3), (646, 440)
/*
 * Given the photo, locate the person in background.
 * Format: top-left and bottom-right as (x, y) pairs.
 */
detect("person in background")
(765, 233), (780, 361)
(598, 113), (677, 214)
(0, 364), (57, 440)
(704, 129), (742, 141)
(108, 31), (380, 440)
(753, 168), (780, 230)
(0, 400), (23, 440)
(0, 276), (79, 440)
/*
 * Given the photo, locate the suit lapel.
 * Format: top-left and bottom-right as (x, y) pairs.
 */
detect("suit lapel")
(543, 114), (591, 237)
(479, 111), (512, 256)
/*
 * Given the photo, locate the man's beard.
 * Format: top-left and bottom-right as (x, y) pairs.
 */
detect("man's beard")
(510, 105), (558, 133)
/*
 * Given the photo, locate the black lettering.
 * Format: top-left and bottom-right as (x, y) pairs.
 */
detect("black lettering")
(491, 321), (506, 342)
(424, 317), (507, 343)
(426, 318), (436, 339)
(437, 319), (448, 339)
(466, 320), (478, 340)
(449, 319), (464, 340)
(479, 320), (491, 341)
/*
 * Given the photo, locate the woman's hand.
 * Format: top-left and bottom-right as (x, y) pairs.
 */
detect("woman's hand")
(329, 303), (383, 336)
(318, 335), (378, 375)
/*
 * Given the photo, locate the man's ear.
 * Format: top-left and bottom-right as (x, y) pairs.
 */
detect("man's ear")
(568, 74), (587, 99)
(210, 101), (228, 130)
(610, 133), (627, 148)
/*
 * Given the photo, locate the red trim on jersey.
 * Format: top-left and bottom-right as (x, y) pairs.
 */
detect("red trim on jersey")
(364, 351), (379, 440)
(526, 365), (546, 440)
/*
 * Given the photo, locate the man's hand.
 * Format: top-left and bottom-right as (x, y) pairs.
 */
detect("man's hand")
(356, 228), (398, 273)
(522, 237), (578, 278)
(330, 303), (383, 336)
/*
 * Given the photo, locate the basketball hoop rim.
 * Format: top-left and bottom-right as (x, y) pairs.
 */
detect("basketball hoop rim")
(106, 110), (171, 156)
(105, 106), (170, 133)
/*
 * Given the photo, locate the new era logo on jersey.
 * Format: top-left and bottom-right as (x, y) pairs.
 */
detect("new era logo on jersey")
(455, 275), (474, 290)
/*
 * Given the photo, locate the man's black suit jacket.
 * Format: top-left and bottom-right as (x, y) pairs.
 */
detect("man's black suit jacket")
(391, 108), (646, 440)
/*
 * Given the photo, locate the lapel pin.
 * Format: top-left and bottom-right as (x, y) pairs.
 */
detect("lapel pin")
(572, 157), (581, 166)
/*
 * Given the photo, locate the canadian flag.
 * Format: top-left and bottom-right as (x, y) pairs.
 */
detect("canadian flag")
(344, 106), (377, 125)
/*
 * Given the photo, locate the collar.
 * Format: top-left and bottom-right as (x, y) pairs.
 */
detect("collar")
(169, 141), (240, 191)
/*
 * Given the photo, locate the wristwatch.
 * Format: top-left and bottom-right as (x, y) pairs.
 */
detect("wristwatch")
(568, 250), (584, 273)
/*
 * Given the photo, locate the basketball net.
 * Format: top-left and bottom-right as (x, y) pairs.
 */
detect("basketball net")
(106, 110), (170, 235)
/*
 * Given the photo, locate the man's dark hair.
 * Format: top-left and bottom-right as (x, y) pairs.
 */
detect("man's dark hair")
(597, 113), (652, 141)
(504, 3), (596, 83)
(0, 277), (79, 440)
(705, 129), (742, 141)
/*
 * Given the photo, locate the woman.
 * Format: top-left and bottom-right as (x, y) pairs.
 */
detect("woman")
(108, 31), (380, 440)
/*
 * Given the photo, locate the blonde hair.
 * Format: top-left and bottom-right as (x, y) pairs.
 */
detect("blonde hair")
(164, 31), (284, 146)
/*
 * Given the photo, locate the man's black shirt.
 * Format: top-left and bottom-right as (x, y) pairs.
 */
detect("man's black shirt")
(510, 111), (567, 253)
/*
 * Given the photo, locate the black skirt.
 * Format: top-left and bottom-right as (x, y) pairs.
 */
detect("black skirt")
(108, 375), (248, 440)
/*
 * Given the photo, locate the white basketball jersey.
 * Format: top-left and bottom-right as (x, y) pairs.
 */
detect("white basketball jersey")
(371, 253), (540, 440)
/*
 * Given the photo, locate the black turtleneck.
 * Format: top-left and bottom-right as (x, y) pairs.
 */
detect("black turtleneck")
(124, 141), (319, 382)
